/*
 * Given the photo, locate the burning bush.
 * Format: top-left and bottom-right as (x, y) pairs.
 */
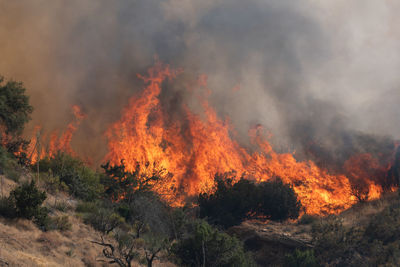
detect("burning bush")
(199, 174), (301, 228)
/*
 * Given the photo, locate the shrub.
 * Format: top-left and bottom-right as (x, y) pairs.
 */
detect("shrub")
(33, 207), (51, 231)
(39, 172), (68, 195)
(0, 146), (21, 182)
(171, 220), (255, 267)
(0, 196), (16, 218)
(76, 201), (98, 213)
(199, 175), (301, 228)
(364, 200), (400, 244)
(256, 178), (301, 221)
(83, 205), (125, 235)
(51, 201), (72, 212)
(284, 249), (319, 267)
(50, 215), (72, 232)
(10, 180), (46, 219)
(38, 153), (103, 201)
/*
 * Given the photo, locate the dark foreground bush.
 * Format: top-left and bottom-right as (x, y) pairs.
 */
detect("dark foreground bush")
(199, 175), (301, 228)
(0, 180), (51, 230)
(171, 220), (255, 267)
(284, 249), (319, 267)
(10, 180), (47, 219)
(0, 196), (16, 218)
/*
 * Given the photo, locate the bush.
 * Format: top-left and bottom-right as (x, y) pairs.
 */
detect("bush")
(51, 201), (72, 212)
(83, 204), (125, 235)
(38, 153), (103, 201)
(0, 196), (16, 218)
(171, 220), (255, 267)
(49, 215), (72, 232)
(365, 200), (400, 244)
(256, 178), (301, 221)
(39, 172), (68, 195)
(33, 206), (51, 231)
(0, 146), (21, 182)
(199, 175), (301, 228)
(284, 249), (319, 267)
(76, 201), (98, 213)
(10, 180), (46, 219)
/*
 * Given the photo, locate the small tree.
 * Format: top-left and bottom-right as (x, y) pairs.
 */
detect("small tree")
(92, 230), (139, 267)
(84, 206), (125, 235)
(101, 161), (162, 203)
(0, 77), (33, 136)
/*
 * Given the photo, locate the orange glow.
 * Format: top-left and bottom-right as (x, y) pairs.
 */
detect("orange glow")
(27, 105), (86, 163)
(105, 62), (396, 215)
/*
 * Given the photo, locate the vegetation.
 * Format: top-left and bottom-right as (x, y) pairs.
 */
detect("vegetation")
(0, 77), (33, 136)
(284, 249), (319, 267)
(0, 76), (32, 165)
(0, 146), (21, 182)
(199, 175), (301, 228)
(0, 180), (49, 229)
(38, 152), (103, 201)
(171, 220), (255, 267)
(310, 197), (400, 266)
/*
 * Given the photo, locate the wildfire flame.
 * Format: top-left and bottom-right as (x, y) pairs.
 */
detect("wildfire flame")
(27, 105), (86, 163)
(104, 61), (398, 215)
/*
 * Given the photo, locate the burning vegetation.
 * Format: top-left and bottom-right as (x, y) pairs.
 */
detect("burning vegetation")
(13, 61), (397, 217)
(102, 61), (399, 215)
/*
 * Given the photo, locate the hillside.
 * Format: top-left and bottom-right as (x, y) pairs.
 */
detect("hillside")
(0, 175), (174, 267)
(1, 169), (400, 267)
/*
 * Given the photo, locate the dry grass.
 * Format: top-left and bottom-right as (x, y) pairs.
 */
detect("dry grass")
(0, 175), (176, 267)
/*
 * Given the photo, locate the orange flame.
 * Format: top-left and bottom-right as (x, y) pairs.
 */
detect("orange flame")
(27, 105), (86, 162)
(105, 62), (396, 215)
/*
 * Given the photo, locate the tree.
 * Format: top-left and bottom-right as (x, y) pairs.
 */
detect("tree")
(101, 161), (162, 203)
(92, 230), (139, 267)
(0, 76), (33, 136)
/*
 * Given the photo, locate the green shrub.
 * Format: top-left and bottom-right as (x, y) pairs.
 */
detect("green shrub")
(10, 180), (46, 219)
(0, 146), (21, 182)
(365, 200), (400, 244)
(171, 220), (255, 267)
(76, 201), (98, 213)
(199, 175), (301, 228)
(40, 172), (68, 195)
(83, 206), (125, 234)
(256, 178), (301, 221)
(0, 196), (16, 218)
(33, 206), (51, 230)
(38, 153), (103, 201)
(284, 249), (319, 267)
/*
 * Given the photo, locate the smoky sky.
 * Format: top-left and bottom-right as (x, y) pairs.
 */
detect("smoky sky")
(0, 0), (399, 167)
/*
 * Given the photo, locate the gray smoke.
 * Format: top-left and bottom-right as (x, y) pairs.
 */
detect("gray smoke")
(0, 0), (399, 168)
